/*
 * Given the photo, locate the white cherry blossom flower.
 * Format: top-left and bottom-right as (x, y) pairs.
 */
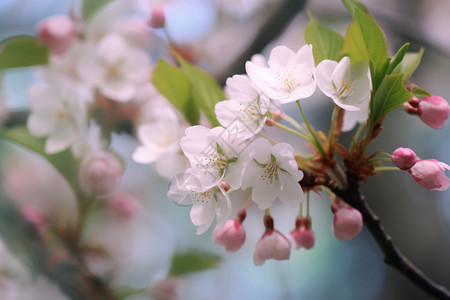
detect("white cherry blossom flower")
(167, 173), (232, 235)
(180, 126), (247, 191)
(27, 76), (86, 154)
(76, 33), (151, 102)
(242, 138), (304, 209)
(245, 45), (316, 103)
(315, 56), (371, 111)
(215, 75), (270, 139)
(133, 107), (182, 164)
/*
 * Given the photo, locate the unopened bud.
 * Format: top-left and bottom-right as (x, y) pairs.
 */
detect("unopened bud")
(253, 229), (290, 266)
(333, 207), (363, 241)
(213, 219), (246, 252)
(36, 15), (77, 55)
(148, 6), (166, 28)
(78, 151), (123, 197)
(409, 159), (450, 191)
(417, 96), (449, 129)
(391, 147), (417, 170)
(107, 193), (140, 219)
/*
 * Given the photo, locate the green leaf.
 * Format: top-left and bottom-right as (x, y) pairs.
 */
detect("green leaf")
(411, 85), (432, 98)
(82, 0), (114, 20)
(387, 43), (410, 74)
(304, 13), (344, 64)
(341, 21), (369, 64)
(0, 126), (79, 193)
(341, 8), (389, 91)
(369, 74), (412, 125)
(174, 53), (224, 127)
(341, 0), (370, 17)
(0, 36), (49, 70)
(392, 48), (424, 84)
(168, 250), (221, 277)
(152, 59), (199, 125)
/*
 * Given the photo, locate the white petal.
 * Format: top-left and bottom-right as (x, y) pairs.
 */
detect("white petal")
(252, 177), (279, 209)
(314, 59), (338, 98)
(167, 173), (193, 207)
(27, 113), (56, 137)
(96, 34), (128, 64)
(190, 196), (216, 235)
(215, 189), (232, 229)
(100, 79), (136, 102)
(45, 121), (75, 154)
(278, 172), (304, 207)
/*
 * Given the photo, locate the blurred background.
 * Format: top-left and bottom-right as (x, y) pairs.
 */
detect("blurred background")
(0, 0), (450, 299)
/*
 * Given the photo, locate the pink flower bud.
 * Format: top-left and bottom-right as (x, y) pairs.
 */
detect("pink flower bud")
(253, 229), (290, 266)
(409, 159), (450, 191)
(291, 227), (315, 250)
(107, 193), (140, 219)
(79, 151), (123, 197)
(213, 219), (246, 252)
(36, 15), (77, 55)
(290, 216), (315, 250)
(391, 147), (417, 170)
(148, 6), (166, 28)
(417, 96), (450, 129)
(333, 207), (363, 241)
(20, 204), (45, 230)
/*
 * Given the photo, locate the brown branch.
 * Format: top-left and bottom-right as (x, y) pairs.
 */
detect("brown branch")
(216, 0), (308, 86)
(301, 170), (450, 300)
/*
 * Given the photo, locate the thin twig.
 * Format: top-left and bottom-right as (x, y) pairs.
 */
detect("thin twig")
(301, 169), (450, 300)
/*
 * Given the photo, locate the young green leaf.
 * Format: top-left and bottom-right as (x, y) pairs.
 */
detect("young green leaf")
(369, 74), (412, 125)
(392, 48), (424, 84)
(304, 13), (344, 64)
(411, 85), (432, 98)
(340, 21), (369, 64)
(174, 53), (224, 127)
(387, 43), (410, 74)
(151, 59), (200, 125)
(341, 0), (370, 18)
(82, 0), (114, 20)
(0, 36), (49, 70)
(168, 250), (221, 277)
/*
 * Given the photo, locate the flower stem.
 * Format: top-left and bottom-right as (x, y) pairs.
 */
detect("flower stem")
(374, 166), (401, 172)
(273, 121), (311, 141)
(296, 101), (326, 156)
(328, 107), (338, 152)
(306, 192), (310, 217)
(243, 196), (252, 210)
(281, 113), (308, 133)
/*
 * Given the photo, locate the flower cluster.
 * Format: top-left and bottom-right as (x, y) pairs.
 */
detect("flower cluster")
(160, 43), (377, 265)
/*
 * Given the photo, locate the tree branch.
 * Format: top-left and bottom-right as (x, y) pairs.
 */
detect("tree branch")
(216, 0), (308, 86)
(301, 170), (450, 300)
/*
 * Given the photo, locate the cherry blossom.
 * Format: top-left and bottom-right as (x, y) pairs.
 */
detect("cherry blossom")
(246, 45), (316, 103)
(241, 138), (304, 209)
(315, 57), (371, 111)
(133, 107), (182, 164)
(180, 126), (247, 191)
(76, 34), (151, 102)
(215, 75), (270, 139)
(27, 76), (87, 154)
(167, 173), (232, 235)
